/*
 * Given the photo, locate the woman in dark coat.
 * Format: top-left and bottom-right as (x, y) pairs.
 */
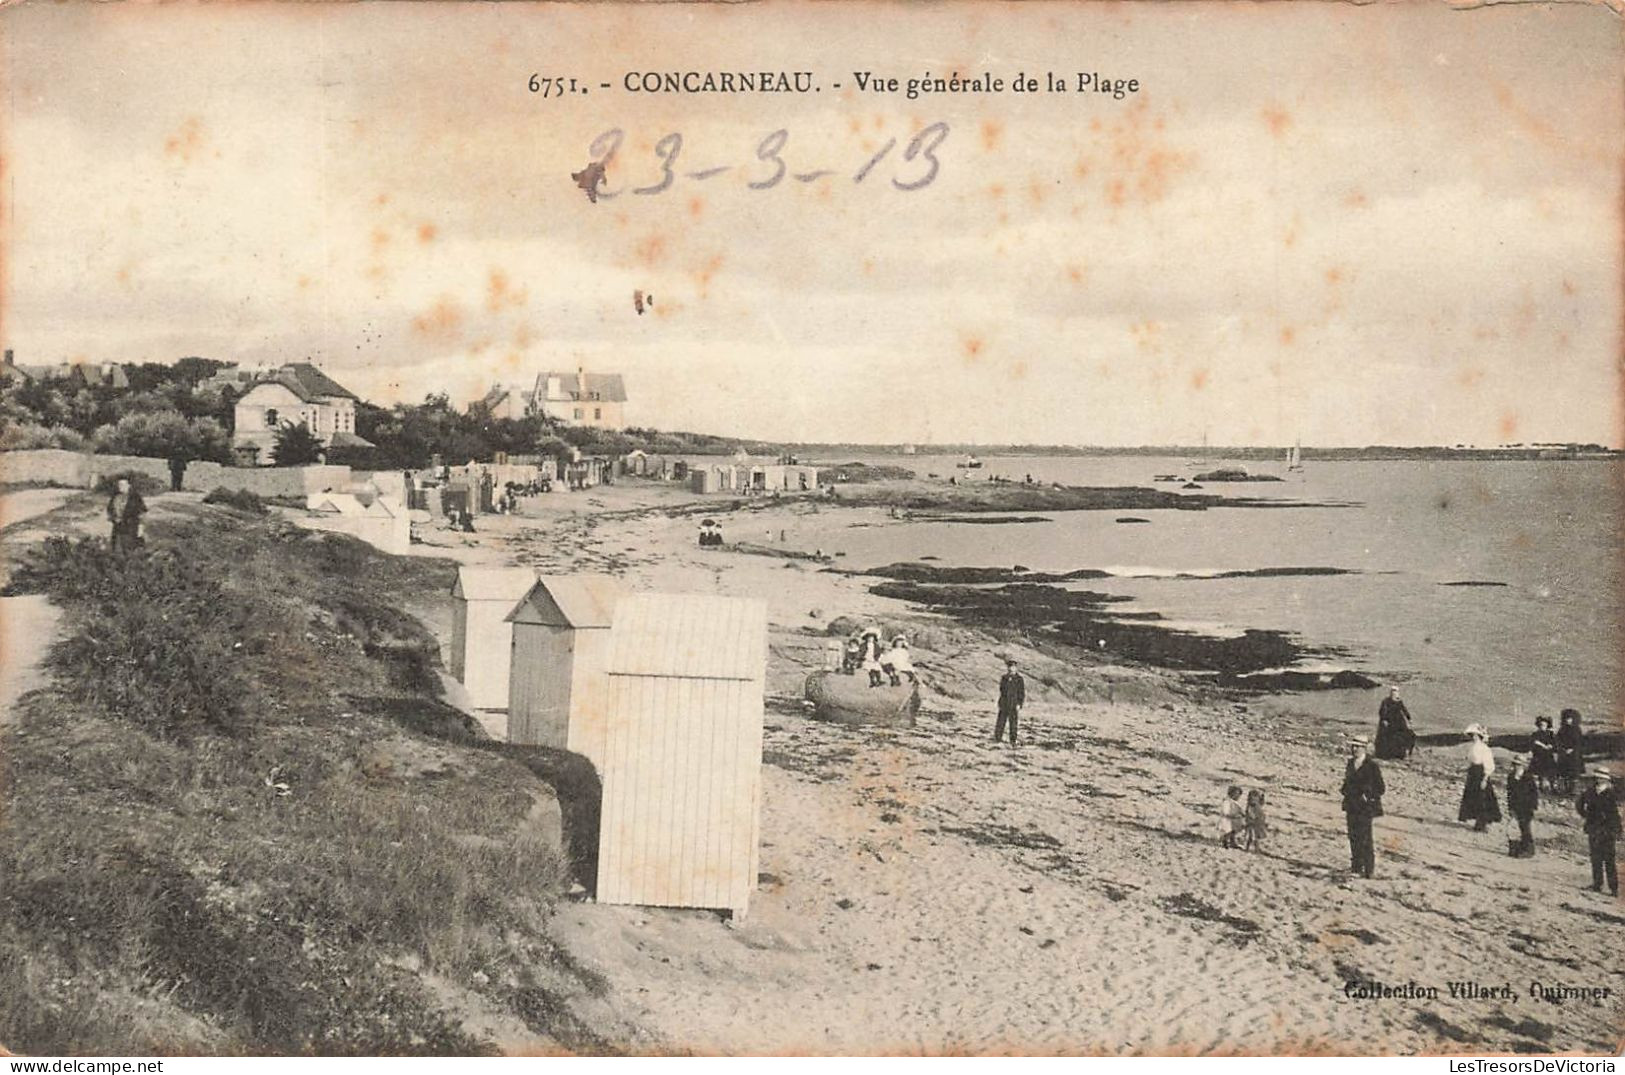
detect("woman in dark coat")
(1458, 724), (1502, 831)
(1373, 686), (1416, 760)
(1555, 709), (1584, 795)
(106, 477), (146, 554)
(1529, 715), (1559, 792)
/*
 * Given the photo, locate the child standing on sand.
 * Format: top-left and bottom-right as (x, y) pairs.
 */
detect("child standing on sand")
(1219, 785), (1246, 849)
(1244, 789), (1269, 851)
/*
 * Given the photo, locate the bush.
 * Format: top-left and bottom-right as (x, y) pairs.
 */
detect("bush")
(202, 486), (268, 514)
(271, 423), (325, 467)
(319, 586), (444, 695)
(92, 411), (232, 464)
(91, 470), (166, 497)
(0, 422), (88, 451)
(6, 537), (247, 738)
(0, 505), (607, 1055)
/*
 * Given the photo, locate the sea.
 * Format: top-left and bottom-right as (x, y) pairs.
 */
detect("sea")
(771, 453), (1621, 738)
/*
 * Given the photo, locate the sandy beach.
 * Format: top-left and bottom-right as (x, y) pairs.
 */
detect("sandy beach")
(397, 480), (1624, 1056)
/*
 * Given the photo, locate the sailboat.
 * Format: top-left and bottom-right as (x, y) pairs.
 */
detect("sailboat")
(1186, 429), (1210, 469)
(1286, 441), (1304, 472)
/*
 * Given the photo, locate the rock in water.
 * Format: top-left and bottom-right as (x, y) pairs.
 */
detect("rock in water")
(803, 671), (920, 728)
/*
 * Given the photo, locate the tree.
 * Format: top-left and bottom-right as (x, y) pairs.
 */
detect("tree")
(534, 434), (570, 460)
(170, 356), (231, 386)
(271, 422), (325, 466)
(93, 411), (233, 464)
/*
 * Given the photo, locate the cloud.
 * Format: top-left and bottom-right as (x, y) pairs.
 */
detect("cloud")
(2, 2), (1619, 446)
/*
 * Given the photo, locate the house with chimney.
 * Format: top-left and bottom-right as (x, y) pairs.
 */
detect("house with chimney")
(232, 362), (372, 466)
(473, 367), (627, 429)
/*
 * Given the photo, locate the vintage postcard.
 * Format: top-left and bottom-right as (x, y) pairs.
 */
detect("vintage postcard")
(0, 0), (1621, 1058)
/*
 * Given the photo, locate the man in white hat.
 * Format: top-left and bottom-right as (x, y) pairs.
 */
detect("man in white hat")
(1340, 736), (1385, 879)
(1575, 768), (1619, 896)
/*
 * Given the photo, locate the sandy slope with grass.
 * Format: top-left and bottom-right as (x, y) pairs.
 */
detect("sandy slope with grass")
(434, 481), (1624, 1056)
(0, 491), (631, 1055)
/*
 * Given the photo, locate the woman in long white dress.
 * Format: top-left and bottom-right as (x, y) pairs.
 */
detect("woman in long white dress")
(1458, 724), (1502, 833)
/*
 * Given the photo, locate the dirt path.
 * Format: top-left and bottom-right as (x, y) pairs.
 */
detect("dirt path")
(0, 486), (76, 535)
(0, 488), (79, 725)
(0, 594), (62, 725)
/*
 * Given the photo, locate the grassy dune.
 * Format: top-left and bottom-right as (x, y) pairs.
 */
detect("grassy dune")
(0, 504), (612, 1055)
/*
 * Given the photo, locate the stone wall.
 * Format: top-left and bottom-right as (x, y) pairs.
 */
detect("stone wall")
(0, 449), (172, 489)
(181, 462), (352, 498)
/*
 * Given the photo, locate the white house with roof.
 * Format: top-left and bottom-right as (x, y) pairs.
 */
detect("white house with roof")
(477, 383), (533, 421)
(534, 368), (627, 428)
(472, 367), (628, 429)
(232, 362), (372, 465)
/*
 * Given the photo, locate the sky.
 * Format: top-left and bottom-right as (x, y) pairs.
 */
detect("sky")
(2, 2), (1621, 447)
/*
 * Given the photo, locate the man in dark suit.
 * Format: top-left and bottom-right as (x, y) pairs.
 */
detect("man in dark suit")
(1576, 769), (1619, 896)
(1341, 736), (1385, 879)
(1505, 754), (1540, 858)
(993, 657), (1025, 746)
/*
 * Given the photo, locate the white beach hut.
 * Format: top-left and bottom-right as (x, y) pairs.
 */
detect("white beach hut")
(362, 495), (411, 555)
(595, 593), (768, 919)
(307, 491), (365, 515)
(449, 566), (536, 710)
(505, 575), (621, 763)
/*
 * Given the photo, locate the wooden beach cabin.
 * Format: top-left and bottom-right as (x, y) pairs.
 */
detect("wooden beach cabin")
(362, 495), (411, 555)
(595, 593), (768, 919)
(307, 491), (365, 515)
(450, 566), (536, 710)
(505, 575), (622, 763)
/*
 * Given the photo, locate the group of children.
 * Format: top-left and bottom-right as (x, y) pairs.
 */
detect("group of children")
(1528, 709), (1589, 795)
(842, 627), (918, 687)
(1218, 786), (1269, 851)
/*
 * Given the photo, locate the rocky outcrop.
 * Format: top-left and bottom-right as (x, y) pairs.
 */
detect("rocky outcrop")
(803, 671), (919, 727)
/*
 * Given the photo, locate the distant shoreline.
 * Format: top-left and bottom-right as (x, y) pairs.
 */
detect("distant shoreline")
(787, 445), (1624, 462)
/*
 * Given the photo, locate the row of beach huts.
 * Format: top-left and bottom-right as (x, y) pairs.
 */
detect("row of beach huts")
(417, 454), (821, 513)
(452, 566), (768, 919)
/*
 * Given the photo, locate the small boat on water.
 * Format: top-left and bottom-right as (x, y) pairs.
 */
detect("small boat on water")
(1286, 442), (1304, 472)
(957, 454), (983, 469)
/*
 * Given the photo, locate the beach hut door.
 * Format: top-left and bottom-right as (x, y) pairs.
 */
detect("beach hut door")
(511, 626), (576, 748)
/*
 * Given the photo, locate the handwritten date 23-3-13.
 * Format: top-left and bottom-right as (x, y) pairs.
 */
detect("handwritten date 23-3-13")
(572, 125), (950, 202)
